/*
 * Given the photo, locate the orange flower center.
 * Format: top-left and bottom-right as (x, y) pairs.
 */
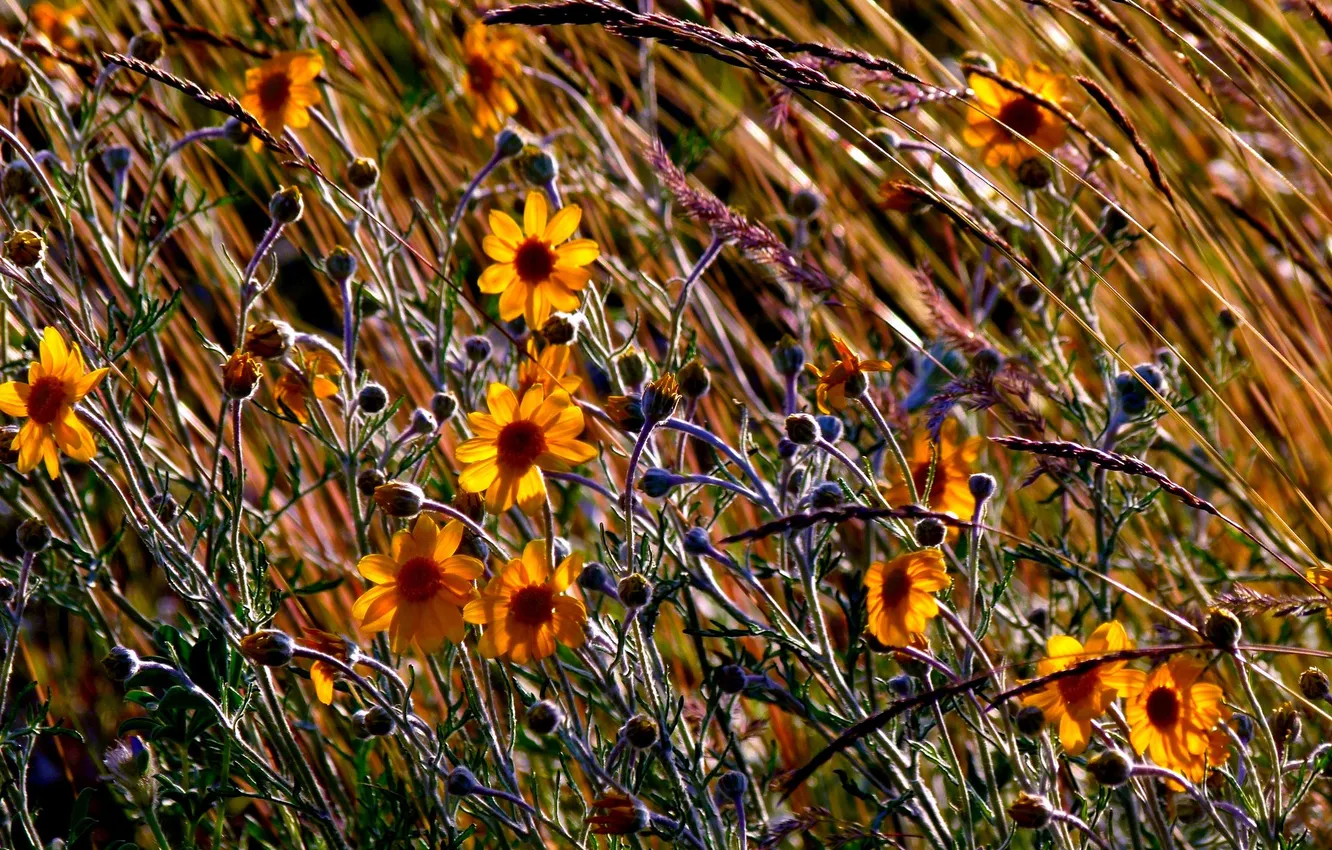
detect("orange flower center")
(510, 583), (555, 626)
(513, 238), (557, 283)
(467, 56), (496, 95)
(1145, 686), (1181, 728)
(497, 419), (547, 470)
(26, 375), (69, 425)
(396, 556), (443, 602)
(258, 71), (292, 114)
(996, 98), (1045, 139)
(880, 563), (911, 609)
(1057, 670), (1098, 707)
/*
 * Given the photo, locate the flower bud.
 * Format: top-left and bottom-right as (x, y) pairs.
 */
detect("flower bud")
(683, 527), (711, 555)
(353, 705), (395, 737)
(149, 492), (180, 523)
(127, 31), (165, 64)
(638, 467), (677, 498)
(641, 375), (681, 423)
(325, 245), (357, 281)
(2, 161), (35, 198)
(810, 481), (843, 509)
(622, 713), (659, 750)
(357, 468), (386, 496)
(516, 145), (558, 186)
(222, 117), (252, 147)
(972, 347), (1003, 379)
(410, 407), (437, 435)
(777, 438), (798, 460)
(1016, 156), (1051, 190)
(222, 352), (263, 400)
(842, 369), (869, 399)
(816, 414), (843, 443)
(358, 383), (389, 413)
(676, 358), (710, 400)
(16, 518), (50, 553)
(1271, 701), (1302, 748)
(415, 336), (435, 363)
(771, 335), (806, 378)
(240, 630), (295, 666)
(4, 230), (45, 268)
(717, 664), (748, 694)
(1007, 792), (1053, 829)
(1300, 668), (1330, 702)
(101, 145), (132, 173)
(578, 562), (618, 598)
(617, 573), (652, 608)
(539, 313), (577, 345)
(431, 392), (458, 423)
(244, 319), (296, 360)
(790, 188), (822, 219)
(717, 771), (748, 799)
(1087, 749), (1132, 787)
(495, 127), (525, 159)
(915, 518), (947, 547)
(526, 699), (564, 735)
(0, 424), (19, 464)
(102, 646), (142, 682)
(1203, 607), (1241, 651)
(373, 481), (424, 518)
(347, 157), (380, 191)
(105, 738), (157, 809)
(446, 765), (484, 796)
(1016, 282), (1044, 311)
(268, 186), (304, 224)
(785, 413), (819, 446)
(463, 335), (492, 363)
(969, 473), (996, 503)
(1099, 204), (1130, 238)
(1015, 705), (1045, 736)
(0, 60), (30, 99)
(887, 674), (914, 697)
(616, 347), (647, 388)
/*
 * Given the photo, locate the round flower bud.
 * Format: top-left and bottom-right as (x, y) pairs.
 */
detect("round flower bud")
(222, 352), (263, 400)
(239, 630), (295, 667)
(526, 700), (564, 735)
(128, 31), (165, 64)
(16, 517), (50, 553)
(638, 467), (677, 499)
(717, 664), (748, 694)
(915, 518), (948, 548)
(785, 413), (820, 446)
(790, 188), (823, 219)
(446, 766), (484, 796)
(347, 157), (380, 191)
(0, 60), (30, 99)
(1218, 307), (1240, 331)
(1007, 792), (1053, 829)
(431, 392), (457, 423)
(353, 705), (395, 737)
(463, 335), (492, 363)
(1015, 705), (1046, 736)
(1203, 607), (1241, 651)
(641, 375), (681, 423)
(972, 347), (1003, 379)
(243, 319), (296, 360)
(1300, 667), (1330, 702)
(5, 230), (45, 268)
(1270, 701), (1302, 748)
(842, 369), (869, 399)
(616, 347), (647, 388)
(578, 562), (617, 597)
(415, 336), (435, 363)
(1, 161), (35, 198)
(622, 714), (659, 750)
(969, 473), (996, 503)
(325, 245), (357, 281)
(683, 527), (711, 555)
(617, 573), (652, 608)
(1016, 156), (1051, 190)
(1234, 712), (1255, 747)
(268, 186), (304, 224)
(101, 145), (132, 174)
(816, 414), (843, 443)
(1099, 204), (1130, 238)
(677, 358), (710, 400)
(373, 481), (424, 518)
(102, 646), (141, 682)
(539, 313), (577, 346)
(358, 383), (389, 414)
(1087, 749), (1132, 787)
(717, 771), (748, 799)
(517, 145), (558, 186)
(887, 674), (914, 698)
(149, 492), (180, 523)
(771, 335), (806, 378)
(1015, 282), (1044, 311)
(222, 117), (252, 147)
(810, 481), (843, 509)
(495, 127), (525, 159)
(410, 408), (437, 435)
(0, 424), (19, 464)
(357, 467), (386, 496)
(777, 440), (797, 462)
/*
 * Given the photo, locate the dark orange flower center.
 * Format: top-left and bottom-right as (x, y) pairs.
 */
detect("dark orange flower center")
(258, 71), (292, 114)
(910, 462), (950, 507)
(396, 556), (443, 602)
(497, 419), (547, 470)
(1145, 686), (1181, 728)
(1057, 670), (1098, 706)
(996, 98), (1045, 139)
(26, 375), (68, 425)
(880, 564), (911, 608)
(513, 238), (557, 283)
(467, 56), (496, 95)
(510, 583), (555, 626)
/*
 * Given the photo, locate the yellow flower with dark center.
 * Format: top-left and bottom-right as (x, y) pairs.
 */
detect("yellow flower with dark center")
(463, 538), (586, 663)
(456, 382), (597, 514)
(1123, 657), (1229, 782)
(0, 327), (108, 477)
(517, 339), (581, 398)
(863, 549), (950, 647)
(352, 515), (484, 653)
(462, 23), (520, 136)
(805, 334), (889, 413)
(299, 628), (353, 705)
(273, 350), (341, 423)
(29, 2), (86, 52)
(882, 419), (983, 517)
(479, 191), (600, 329)
(240, 51), (323, 152)
(1020, 622), (1135, 755)
(963, 62), (1072, 168)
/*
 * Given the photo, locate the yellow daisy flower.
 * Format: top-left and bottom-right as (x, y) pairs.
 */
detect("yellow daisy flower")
(240, 51), (323, 152)
(1020, 621), (1134, 755)
(882, 419), (983, 518)
(463, 538), (586, 663)
(273, 350), (341, 423)
(517, 339), (581, 399)
(456, 382), (597, 515)
(863, 549), (950, 647)
(462, 23), (521, 136)
(479, 191), (600, 329)
(0, 327), (108, 477)
(805, 334), (889, 413)
(963, 62), (1072, 168)
(352, 515), (484, 654)
(1123, 657), (1229, 782)
(29, 2), (86, 52)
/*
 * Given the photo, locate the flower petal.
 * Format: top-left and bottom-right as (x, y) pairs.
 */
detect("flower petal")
(543, 205), (582, 244)
(523, 191), (548, 238)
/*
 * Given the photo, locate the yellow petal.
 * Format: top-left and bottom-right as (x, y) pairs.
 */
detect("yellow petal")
(543, 205), (582, 244)
(488, 209), (524, 245)
(523, 191), (548, 238)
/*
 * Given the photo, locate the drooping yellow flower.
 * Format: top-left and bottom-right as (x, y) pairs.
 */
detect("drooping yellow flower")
(352, 516), (484, 653)
(1020, 622), (1135, 755)
(456, 382), (597, 514)
(863, 549), (950, 647)
(300, 628), (353, 705)
(463, 538), (586, 663)
(240, 51), (323, 152)
(479, 191), (600, 329)
(1123, 657), (1229, 782)
(0, 327), (108, 477)
(882, 419), (983, 517)
(963, 62), (1072, 168)
(29, 2), (86, 52)
(805, 334), (889, 413)
(517, 339), (581, 399)
(462, 23), (520, 136)
(273, 350), (341, 423)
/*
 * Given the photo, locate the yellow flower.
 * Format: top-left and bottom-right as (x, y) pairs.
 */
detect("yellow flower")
(240, 51), (323, 152)
(863, 549), (950, 647)
(456, 382), (597, 515)
(0, 327), (108, 477)
(963, 62), (1072, 168)
(29, 2), (86, 52)
(273, 350), (341, 423)
(882, 419), (983, 517)
(805, 334), (889, 413)
(1020, 622), (1135, 754)
(463, 538), (586, 663)
(517, 339), (581, 399)
(462, 23), (521, 136)
(479, 191), (600, 328)
(299, 628), (352, 705)
(351, 515), (484, 653)
(1123, 657), (1229, 782)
